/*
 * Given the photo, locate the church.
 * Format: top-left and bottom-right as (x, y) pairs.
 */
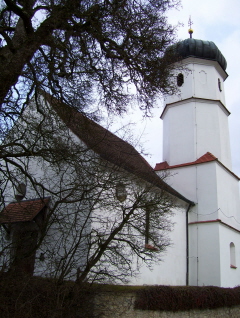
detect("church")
(1, 32), (240, 288)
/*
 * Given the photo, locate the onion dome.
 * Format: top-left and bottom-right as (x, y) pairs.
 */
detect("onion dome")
(176, 38), (227, 71)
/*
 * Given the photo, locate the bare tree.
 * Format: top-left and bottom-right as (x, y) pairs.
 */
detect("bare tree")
(0, 0), (180, 115)
(0, 0), (187, 283)
(0, 92), (184, 283)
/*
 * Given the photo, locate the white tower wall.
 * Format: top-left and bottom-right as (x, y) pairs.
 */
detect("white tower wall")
(165, 58), (227, 105)
(158, 50), (240, 287)
(189, 223), (221, 286)
(219, 226), (240, 287)
(162, 58), (231, 168)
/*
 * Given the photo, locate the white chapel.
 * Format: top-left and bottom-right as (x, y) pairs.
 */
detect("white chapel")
(152, 33), (240, 287)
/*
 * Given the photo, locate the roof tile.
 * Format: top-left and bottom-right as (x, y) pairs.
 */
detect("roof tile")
(155, 152), (217, 171)
(155, 152), (240, 180)
(0, 198), (50, 224)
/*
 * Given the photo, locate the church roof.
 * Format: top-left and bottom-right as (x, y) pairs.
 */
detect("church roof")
(0, 198), (50, 224)
(175, 38), (227, 71)
(41, 91), (193, 205)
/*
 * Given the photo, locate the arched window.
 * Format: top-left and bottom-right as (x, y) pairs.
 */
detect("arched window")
(177, 73), (184, 87)
(230, 242), (236, 268)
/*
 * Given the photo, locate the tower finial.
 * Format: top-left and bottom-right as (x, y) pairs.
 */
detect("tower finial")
(188, 16), (194, 38)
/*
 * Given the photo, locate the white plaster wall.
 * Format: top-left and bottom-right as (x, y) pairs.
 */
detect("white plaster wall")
(189, 222), (221, 286)
(188, 222), (198, 286)
(219, 225), (240, 287)
(195, 101), (231, 168)
(194, 162), (219, 222)
(218, 106), (232, 169)
(193, 62), (226, 103)
(157, 161), (240, 287)
(156, 166), (197, 203)
(130, 205), (187, 286)
(162, 56), (231, 168)
(162, 100), (231, 168)
(157, 162), (219, 223)
(161, 161), (240, 287)
(215, 164), (240, 230)
(165, 58), (227, 105)
(196, 164), (240, 287)
(162, 101), (196, 165)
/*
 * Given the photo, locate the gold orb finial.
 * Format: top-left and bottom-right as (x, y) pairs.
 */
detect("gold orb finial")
(188, 16), (194, 38)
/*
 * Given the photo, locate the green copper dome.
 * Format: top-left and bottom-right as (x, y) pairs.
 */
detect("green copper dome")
(176, 38), (227, 71)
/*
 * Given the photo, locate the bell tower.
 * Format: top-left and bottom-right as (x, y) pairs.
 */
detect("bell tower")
(155, 29), (240, 287)
(161, 37), (231, 168)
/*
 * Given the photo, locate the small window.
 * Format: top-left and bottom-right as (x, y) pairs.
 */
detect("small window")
(230, 242), (236, 268)
(39, 253), (45, 262)
(145, 208), (150, 245)
(177, 73), (184, 87)
(14, 183), (26, 201)
(115, 183), (127, 202)
(218, 78), (222, 92)
(144, 207), (158, 251)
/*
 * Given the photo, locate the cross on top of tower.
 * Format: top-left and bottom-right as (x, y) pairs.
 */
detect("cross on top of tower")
(188, 16), (194, 38)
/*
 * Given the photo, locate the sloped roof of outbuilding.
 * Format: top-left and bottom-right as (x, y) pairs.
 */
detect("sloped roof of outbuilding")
(41, 91), (193, 205)
(0, 197), (50, 224)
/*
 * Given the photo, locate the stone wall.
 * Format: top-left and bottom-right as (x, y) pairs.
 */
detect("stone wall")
(92, 291), (240, 318)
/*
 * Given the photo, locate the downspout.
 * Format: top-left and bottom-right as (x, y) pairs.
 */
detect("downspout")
(186, 203), (193, 286)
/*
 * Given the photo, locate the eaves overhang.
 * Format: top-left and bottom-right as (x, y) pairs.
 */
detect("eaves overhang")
(155, 152), (240, 181)
(160, 97), (231, 119)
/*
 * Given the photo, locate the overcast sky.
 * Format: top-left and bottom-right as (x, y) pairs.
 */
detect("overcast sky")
(110, 0), (240, 175)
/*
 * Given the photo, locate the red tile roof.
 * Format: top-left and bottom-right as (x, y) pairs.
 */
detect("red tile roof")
(155, 152), (240, 181)
(0, 198), (50, 224)
(40, 90), (193, 205)
(154, 152), (217, 170)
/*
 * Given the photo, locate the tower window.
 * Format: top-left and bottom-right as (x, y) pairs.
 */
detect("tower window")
(177, 73), (184, 87)
(230, 242), (236, 268)
(218, 78), (222, 92)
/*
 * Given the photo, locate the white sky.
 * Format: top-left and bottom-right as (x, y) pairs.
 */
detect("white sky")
(109, 0), (240, 175)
